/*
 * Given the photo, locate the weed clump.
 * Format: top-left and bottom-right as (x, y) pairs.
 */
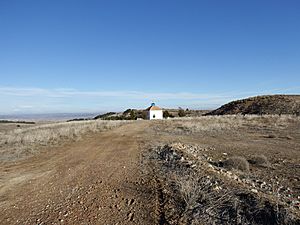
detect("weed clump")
(223, 156), (250, 172)
(248, 154), (270, 167)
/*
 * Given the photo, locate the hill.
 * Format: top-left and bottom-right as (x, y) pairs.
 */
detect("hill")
(206, 95), (300, 116)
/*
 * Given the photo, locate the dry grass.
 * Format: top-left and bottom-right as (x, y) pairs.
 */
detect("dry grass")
(146, 144), (300, 224)
(0, 120), (128, 161)
(146, 115), (300, 223)
(161, 115), (300, 133)
(223, 156), (250, 172)
(248, 154), (270, 167)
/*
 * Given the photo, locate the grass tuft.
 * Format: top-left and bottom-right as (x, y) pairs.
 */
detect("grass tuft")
(223, 156), (250, 172)
(248, 154), (270, 167)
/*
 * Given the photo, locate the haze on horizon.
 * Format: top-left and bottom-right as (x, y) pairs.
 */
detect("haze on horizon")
(0, 0), (299, 114)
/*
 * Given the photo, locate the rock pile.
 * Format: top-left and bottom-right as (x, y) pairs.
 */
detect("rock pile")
(164, 143), (300, 211)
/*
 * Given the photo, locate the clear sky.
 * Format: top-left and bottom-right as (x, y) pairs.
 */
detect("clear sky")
(0, 0), (300, 114)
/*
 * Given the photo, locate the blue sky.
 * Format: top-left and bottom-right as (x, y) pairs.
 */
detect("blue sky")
(0, 0), (300, 114)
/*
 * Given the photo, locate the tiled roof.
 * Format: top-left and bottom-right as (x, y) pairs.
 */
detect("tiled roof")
(146, 105), (162, 111)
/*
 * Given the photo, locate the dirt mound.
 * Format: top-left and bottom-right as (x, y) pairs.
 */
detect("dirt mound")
(206, 95), (300, 116)
(144, 143), (300, 225)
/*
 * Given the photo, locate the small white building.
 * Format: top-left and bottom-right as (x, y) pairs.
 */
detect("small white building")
(146, 103), (163, 120)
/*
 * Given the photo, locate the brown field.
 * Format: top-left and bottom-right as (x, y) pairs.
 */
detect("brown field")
(0, 115), (299, 224)
(0, 122), (37, 133)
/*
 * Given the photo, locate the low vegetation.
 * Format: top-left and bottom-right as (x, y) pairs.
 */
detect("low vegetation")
(93, 108), (209, 120)
(0, 120), (127, 161)
(223, 156), (250, 172)
(144, 144), (300, 224)
(94, 109), (147, 120)
(0, 120), (35, 124)
(248, 154), (270, 167)
(155, 114), (300, 135)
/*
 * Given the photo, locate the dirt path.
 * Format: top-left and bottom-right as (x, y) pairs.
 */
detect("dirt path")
(0, 122), (156, 225)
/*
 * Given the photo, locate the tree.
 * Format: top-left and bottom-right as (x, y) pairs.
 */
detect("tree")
(141, 111), (148, 119)
(178, 107), (186, 117)
(163, 110), (172, 118)
(129, 110), (137, 120)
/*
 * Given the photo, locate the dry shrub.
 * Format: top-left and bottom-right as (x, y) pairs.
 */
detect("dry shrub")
(223, 156), (250, 172)
(177, 176), (206, 211)
(248, 154), (270, 167)
(146, 144), (300, 225)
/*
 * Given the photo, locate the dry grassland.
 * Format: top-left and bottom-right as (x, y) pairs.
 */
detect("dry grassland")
(0, 120), (128, 161)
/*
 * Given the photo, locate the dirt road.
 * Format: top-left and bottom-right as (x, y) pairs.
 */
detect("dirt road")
(0, 122), (156, 224)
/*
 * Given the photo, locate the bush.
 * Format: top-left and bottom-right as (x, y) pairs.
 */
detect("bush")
(130, 110), (137, 120)
(248, 155), (270, 167)
(163, 110), (174, 118)
(223, 156), (250, 172)
(178, 108), (186, 117)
